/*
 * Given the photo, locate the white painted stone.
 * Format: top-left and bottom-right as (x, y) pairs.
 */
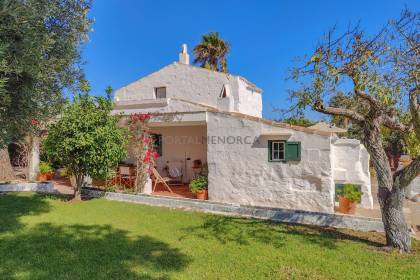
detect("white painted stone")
(206, 112), (335, 213)
(331, 138), (373, 209)
(143, 177), (152, 194)
(28, 136), (40, 181)
(114, 62), (262, 117)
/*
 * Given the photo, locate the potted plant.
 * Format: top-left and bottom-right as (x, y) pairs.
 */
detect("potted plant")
(337, 183), (362, 214)
(37, 161), (54, 181)
(189, 175), (208, 200)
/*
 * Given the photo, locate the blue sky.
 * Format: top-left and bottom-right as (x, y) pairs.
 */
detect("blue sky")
(83, 0), (419, 120)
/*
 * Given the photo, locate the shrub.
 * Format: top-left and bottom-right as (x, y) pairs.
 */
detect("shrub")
(189, 176), (208, 193)
(337, 183), (362, 203)
(39, 161), (53, 174)
(43, 94), (128, 199)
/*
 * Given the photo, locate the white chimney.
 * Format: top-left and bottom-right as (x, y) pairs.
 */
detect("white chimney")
(179, 44), (189, 65)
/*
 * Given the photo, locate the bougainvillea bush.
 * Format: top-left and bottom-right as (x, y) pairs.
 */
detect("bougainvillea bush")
(128, 113), (159, 192)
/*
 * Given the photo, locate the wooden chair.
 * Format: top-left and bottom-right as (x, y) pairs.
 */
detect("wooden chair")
(151, 168), (173, 193)
(119, 166), (135, 188)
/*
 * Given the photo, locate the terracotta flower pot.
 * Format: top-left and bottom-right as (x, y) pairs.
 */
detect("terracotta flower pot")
(196, 189), (208, 200)
(37, 173), (49, 182)
(338, 196), (357, 214)
(46, 171), (55, 180)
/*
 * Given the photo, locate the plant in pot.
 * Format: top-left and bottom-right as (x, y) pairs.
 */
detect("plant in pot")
(189, 175), (208, 200)
(337, 183), (362, 214)
(37, 161), (54, 181)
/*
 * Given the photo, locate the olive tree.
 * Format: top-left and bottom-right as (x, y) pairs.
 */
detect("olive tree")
(288, 10), (419, 252)
(44, 94), (128, 199)
(0, 0), (92, 179)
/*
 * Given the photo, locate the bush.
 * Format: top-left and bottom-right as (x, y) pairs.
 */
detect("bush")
(43, 94), (128, 199)
(337, 183), (362, 203)
(39, 161), (53, 174)
(189, 176), (208, 193)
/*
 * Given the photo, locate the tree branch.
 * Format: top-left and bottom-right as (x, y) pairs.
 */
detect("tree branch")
(409, 87), (420, 139)
(355, 90), (382, 108)
(394, 155), (420, 189)
(313, 100), (365, 122)
(381, 115), (411, 132)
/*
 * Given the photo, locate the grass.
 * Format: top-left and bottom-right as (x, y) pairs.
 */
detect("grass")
(0, 193), (419, 280)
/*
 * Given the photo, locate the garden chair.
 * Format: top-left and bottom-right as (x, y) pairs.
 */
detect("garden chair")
(119, 166), (135, 188)
(151, 168), (173, 193)
(165, 160), (183, 185)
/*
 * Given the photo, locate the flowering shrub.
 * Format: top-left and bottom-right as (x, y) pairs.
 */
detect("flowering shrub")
(128, 113), (159, 192)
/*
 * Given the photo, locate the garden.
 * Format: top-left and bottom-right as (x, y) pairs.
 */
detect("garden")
(0, 192), (419, 280)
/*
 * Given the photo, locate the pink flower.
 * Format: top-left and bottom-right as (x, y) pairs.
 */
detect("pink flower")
(129, 113), (152, 121)
(142, 138), (152, 144)
(31, 119), (39, 125)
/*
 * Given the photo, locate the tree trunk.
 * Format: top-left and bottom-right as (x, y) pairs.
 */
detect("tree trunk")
(361, 120), (411, 252)
(0, 147), (16, 181)
(74, 173), (84, 200)
(379, 187), (411, 251)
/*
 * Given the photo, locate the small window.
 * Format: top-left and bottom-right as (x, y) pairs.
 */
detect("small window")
(268, 140), (301, 162)
(154, 87), (166, 99)
(269, 141), (285, 161)
(219, 84), (230, 98)
(220, 87), (227, 98)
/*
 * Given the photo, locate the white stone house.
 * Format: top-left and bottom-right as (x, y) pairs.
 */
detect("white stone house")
(112, 44), (373, 214)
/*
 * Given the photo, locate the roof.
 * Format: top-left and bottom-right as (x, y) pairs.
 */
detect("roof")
(169, 98), (331, 137)
(308, 121), (347, 134)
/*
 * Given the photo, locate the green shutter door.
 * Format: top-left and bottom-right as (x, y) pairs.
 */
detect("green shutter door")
(268, 140), (273, 161)
(285, 142), (301, 161)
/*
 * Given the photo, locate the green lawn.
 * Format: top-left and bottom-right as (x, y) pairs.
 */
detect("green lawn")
(0, 193), (418, 280)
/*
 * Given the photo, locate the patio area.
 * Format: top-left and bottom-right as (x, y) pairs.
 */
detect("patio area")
(52, 177), (196, 199)
(152, 183), (196, 199)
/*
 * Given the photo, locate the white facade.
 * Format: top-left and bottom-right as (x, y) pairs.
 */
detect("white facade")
(115, 58), (262, 117)
(112, 44), (373, 213)
(206, 112), (335, 213)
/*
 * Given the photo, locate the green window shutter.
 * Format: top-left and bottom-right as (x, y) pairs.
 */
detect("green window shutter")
(285, 141), (301, 161)
(268, 140), (273, 161)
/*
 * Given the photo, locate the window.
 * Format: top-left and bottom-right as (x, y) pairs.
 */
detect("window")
(268, 140), (301, 162)
(220, 87), (227, 98)
(151, 134), (162, 156)
(269, 141), (285, 161)
(154, 87), (166, 99)
(219, 84), (230, 98)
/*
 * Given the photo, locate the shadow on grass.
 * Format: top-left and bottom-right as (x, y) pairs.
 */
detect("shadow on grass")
(0, 193), (51, 233)
(180, 215), (385, 249)
(0, 223), (190, 280)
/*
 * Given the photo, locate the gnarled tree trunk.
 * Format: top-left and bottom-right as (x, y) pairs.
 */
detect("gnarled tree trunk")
(380, 187), (411, 251)
(362, 120), (411, 251)
(0, 147), (16, 181)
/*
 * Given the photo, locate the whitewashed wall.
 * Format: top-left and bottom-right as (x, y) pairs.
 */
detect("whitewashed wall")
(114, 62), (262, 117)
(331, 138), (373, 208)
(206, 112), (335, 213)
(237, 78), (262, 118)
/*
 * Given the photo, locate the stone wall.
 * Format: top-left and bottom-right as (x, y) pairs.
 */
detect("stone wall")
(206, 112), (335, 213)
(82, 188), (384, 233)
(0, 182), (55, 193)
(331, 138), (373, 208)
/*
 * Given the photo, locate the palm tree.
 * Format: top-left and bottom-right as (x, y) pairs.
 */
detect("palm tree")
(193, 32), (230, 73)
